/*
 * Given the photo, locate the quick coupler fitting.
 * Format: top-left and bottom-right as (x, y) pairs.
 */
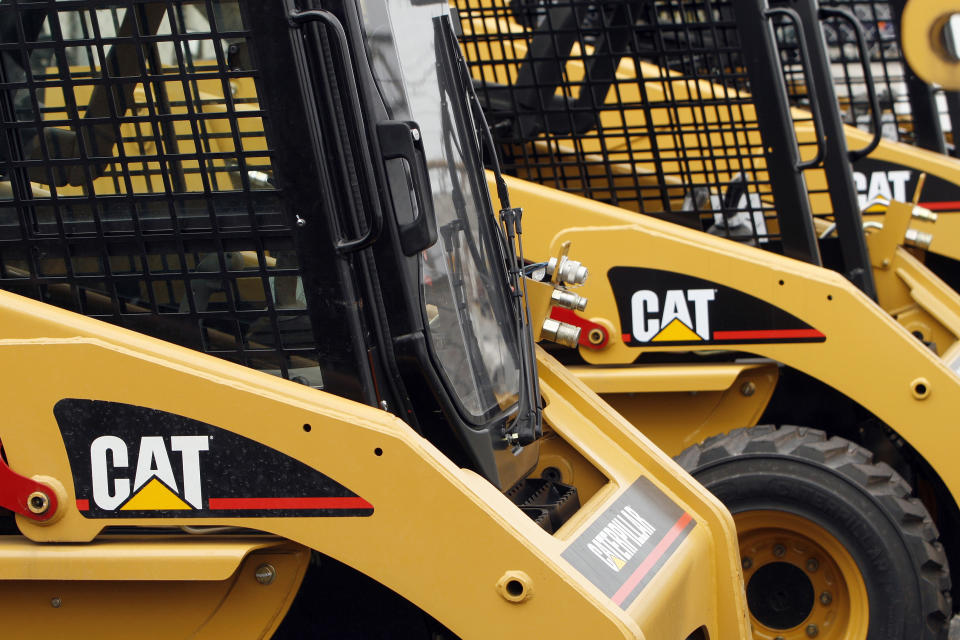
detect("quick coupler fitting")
(905, 228), (934, 249)
(542, 318), (581, 348)
(547, 256), (588, 285)
(551, 288), (587, 312)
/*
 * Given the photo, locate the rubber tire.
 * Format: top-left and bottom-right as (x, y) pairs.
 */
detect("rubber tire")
(675, 425), (951, 640)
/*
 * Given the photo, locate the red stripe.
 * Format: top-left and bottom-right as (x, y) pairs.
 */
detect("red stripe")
(612, 512), (693, 606)
(712, 328), (824, 341)
(919, 201), (960, 211)
(622, 333), (632, 343)
(207, 496), (372, 510)
(75, 499), (89, 511)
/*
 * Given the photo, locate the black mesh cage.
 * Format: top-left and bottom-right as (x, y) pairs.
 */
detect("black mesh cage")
(0, 1), (324, 386)
(787, 0), (957, 152)
(455, 0), (824, 247)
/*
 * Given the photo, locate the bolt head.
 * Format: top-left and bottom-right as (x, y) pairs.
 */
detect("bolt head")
(740, 381), (756, 396)
(27, 491), (50, 515)
(51, 597), (61, 608)
(806, 623), (819, 637)
(820, 591), (832, 606)
(741, 556), (752, 570)
(806, 557), (819, 572)
(772, 544), (786, 558)
(255, 563), (276, 585)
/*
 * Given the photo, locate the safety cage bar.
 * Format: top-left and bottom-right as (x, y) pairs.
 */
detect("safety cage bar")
(0, 0), (343, 389)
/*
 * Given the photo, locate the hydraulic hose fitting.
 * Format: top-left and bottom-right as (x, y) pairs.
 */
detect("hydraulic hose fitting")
(546, 256), (588, 285)
(905, 228), (934, 249)
(541, 318), (580, 348)
(550, 288), (587, 312)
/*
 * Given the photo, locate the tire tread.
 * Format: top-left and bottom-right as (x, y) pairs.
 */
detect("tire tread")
(678, 425), (952, 640)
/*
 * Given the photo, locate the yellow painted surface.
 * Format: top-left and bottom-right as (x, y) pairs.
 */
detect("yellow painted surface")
(0, 535), (283, 581)
(498, 173), (960, 515)
(0, 289), (749, 639)
(0, 544), (308, 640)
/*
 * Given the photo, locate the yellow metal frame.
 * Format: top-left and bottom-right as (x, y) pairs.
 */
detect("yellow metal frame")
(0, 289), (749, 639)
(502, 173), (960, 518)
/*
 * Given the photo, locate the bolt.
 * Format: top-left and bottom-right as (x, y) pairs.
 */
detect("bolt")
(806, 557), (819, 572)
(380, 400), (389, 411)
(741, 556), (752, 570)
(27, 491), (50, 515)
(773, 544), (786, 558)
(255, 563), (276, 585)
(806, 623), (819, 637)
(295, 214), (307, 228)
(820, 591), (832, 606)
(587, 328), (605, 345)
(51, 597), (61, 608)
(740, 381), (756, 396)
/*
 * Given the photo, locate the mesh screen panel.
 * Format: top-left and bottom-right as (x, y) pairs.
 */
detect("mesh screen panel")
(0, 0), (323, 385)
(456, 0), (824, 245)
(789, 0), (954, 149)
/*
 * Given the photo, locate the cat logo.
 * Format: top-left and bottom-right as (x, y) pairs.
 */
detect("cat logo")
(90, 435), (210, 511)
(630, 289), (716, 343)
(853, 169), (912, 210)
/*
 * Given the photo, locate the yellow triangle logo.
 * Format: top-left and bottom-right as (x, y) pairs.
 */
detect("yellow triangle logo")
(652, 318), (702, 342)
(612, 556), (626, 571)
(120, 477), (193, 511)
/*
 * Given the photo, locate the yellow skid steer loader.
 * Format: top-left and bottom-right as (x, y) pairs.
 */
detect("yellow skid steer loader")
(0, 1), (750, 638)
(455, 0), (959, 637)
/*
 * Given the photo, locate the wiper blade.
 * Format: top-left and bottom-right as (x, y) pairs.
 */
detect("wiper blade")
(442, 17), (541, 446)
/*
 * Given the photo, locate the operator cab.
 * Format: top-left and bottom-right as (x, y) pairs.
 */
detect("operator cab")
(0, 0), (541, 490)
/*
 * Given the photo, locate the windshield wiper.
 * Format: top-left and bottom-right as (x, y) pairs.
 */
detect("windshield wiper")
(440, 15), (541, 446)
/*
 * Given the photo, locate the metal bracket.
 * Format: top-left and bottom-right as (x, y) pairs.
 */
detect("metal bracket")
(0, 440), (58, 522)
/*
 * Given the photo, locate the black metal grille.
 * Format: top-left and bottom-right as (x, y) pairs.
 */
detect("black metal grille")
(788, 0), (956, 152)
(0, 1), (323, 386)
(456, 0), (825, 246)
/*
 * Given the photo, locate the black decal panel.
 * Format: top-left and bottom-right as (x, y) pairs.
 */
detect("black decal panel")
(562, 477), (695, 610)
(852, 158), (960, 211)
(608, 267), (825, 346)
(55, 399), (373, 518)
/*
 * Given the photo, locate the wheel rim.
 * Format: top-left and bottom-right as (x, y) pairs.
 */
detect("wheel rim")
(735, 510), (869, 640)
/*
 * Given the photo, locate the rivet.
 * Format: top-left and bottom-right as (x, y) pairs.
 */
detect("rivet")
(27, 491), (50, 515)
(773, 544), (786, 558)
(740, 381), (756, 396)
(255, 563), (276, 585)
